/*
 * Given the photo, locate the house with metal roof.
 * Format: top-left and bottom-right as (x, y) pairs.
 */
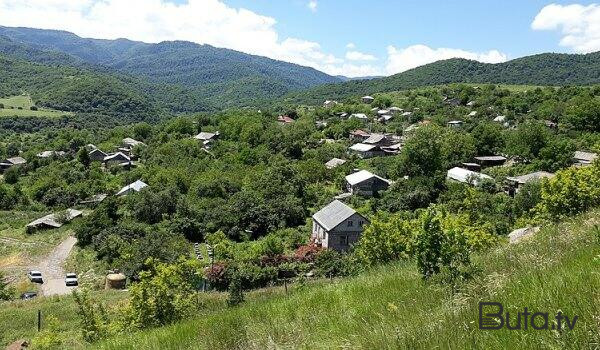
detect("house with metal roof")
(506, 171), (555, 195)
(311, 200), (369, 252)
(27, 209), (83, 230)
(474, 155), (507, 167)
(447, 167), (493, 186)
(89, 148), (108, 162)
(116, 180), (148, 196)
(361, 96), (374, 104)
(0, 156), (27, 172)
(349, 143), (384, 159)
(345, 170), (391, 196)
(573, 151), (598, 166)
(122, 138), (146, 150)
(349, 113), (368, 121)
(104, 152), (131, 166)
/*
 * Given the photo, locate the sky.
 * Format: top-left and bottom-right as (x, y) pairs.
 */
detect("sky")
(0, 0), (599, 77)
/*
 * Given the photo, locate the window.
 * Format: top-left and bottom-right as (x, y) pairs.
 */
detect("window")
(359, 220), (364, 226)
(347, 220), (353, 227)
(339, 235), (348, 245)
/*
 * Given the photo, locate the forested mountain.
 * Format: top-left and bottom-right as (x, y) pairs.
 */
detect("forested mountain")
(0, 26), (341, 108)
(285, 52), (600, 104)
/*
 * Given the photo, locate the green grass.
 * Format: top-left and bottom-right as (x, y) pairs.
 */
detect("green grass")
(94, 211), (600, 350)
(0, 94), (71, 118)
(0, 290), (128, 348)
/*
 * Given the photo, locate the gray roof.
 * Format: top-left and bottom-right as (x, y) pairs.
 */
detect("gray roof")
(507, 171), (554, 184)
(122, 138), (145, 147)
(6, 156), (26, 165)
(116, 180), (148, 196)
(363, 134), (385, 144)
(104, 152), (131, 162)
(27, 209), (83, 229)
(447, 167), (492, 185)
(574, 151), (597, 163)
(194, 132), (217, 141)
(312, 200), (360, 231)
(89, 148), (107, 157)
(474, 155), (507, 162)
(349, 143), (378, 152)
(345, 170), (390, 186)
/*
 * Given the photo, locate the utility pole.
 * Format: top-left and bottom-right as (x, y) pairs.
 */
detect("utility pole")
(37, 310), (41, 332)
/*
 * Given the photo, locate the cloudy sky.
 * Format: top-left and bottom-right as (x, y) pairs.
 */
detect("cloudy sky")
(0, 0), (599, 77)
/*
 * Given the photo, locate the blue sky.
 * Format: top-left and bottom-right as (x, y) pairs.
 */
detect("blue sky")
(1, 0), (599, 76)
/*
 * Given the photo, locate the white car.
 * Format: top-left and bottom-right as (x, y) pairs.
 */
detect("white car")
(65, 273), (78, 286)
(28, 270), (43, 283)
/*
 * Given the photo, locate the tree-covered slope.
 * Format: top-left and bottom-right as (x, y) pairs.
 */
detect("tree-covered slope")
(285, 52), (600, 105)
(0, 26), (341, 107)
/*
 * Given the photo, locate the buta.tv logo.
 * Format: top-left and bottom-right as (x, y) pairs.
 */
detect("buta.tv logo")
(479, 302), (578, 331)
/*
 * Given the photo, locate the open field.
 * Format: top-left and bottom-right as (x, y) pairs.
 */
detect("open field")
(0, 95), (71, 118)
(94, 210), (600, 350)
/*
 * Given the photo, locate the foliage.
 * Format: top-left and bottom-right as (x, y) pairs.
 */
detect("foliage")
(73, 289), (112, 343)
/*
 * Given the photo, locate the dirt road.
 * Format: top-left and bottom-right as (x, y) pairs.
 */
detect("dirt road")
(34, 236), (78, 296)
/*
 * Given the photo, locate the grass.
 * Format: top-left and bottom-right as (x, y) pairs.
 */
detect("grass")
(0, 290), (129, 348)
(94, 210), (600, 350)
(0, 94), (71, 118)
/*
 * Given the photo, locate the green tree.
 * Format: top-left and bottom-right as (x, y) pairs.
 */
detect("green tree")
(78, 147), (91, 168)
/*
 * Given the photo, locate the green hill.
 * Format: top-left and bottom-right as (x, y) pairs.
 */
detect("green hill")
(0, 26), (341, 109)
(285, 52), (600, 105)
(94, 210), (600, 350)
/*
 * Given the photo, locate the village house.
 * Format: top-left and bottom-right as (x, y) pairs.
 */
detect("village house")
(468, 111), (478, 117)
(323, 100), (338, 108)
(0, 156), (27, 172)
(443, 97), (461, 106)
(401, 111), (413, 118)
(27, 209), (82, 231)
(116, 180), (148, 196)
(447, 167), (493, 186)
(361, 96), (374, 104)
(349, 113), (368, 122)
(349, 143), (384, 159)
(461, 162), (482, 172)
(378, 114), (394, 124)
(506, 171), (555, 195)
(573, 151), (597, 167)
(381, 142), (403, 155)
(89, 148), (108, 162)
(122, 138), (146, 151)
(194, 131), (220, 148)
(277, 115), (294, 125)
(37, 151), (66, 159)
(104, 152), (131, 166)
(350, 129), (370, 142)
(474, 155), (507, 167)
(466, 101), (476, 107)
(345, 170), (391, 196)
(79, 194), (108, 206)
(325, 158), (346, 169)
(447, 120), (464, 128)
(311, 200), (368, 252)
(388, 106), (403, 114)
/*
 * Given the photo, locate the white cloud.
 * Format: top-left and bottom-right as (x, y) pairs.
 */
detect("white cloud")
(532, 3), (600, 53)
(385, 44), (508, 75)
(346, 42), (356, 49)
(307, 0), (317, 12)
(345, 50), (377, 61)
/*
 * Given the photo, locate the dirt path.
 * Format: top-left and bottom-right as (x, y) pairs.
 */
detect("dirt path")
(33, 236), (78, 296)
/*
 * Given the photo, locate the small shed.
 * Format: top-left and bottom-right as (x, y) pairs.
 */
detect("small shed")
(349, 143), (384, 159)
(573, 151), (598, 166)
(361, 96), (374, 104)
(474, 155), (507, 167)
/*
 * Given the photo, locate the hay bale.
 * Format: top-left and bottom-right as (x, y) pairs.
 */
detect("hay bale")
(105, 273), (126, 290)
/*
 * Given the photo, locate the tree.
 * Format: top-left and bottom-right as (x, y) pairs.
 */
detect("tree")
(227, 271), (245, 306)
(3, 166), (19, 184)
(78, 147), (91, 168)
(472, 122), (505, 155)
(392, 126), (443, 178)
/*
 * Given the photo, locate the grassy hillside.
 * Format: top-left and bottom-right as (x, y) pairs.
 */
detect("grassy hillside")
(0, 95), (71, 118)
(95, 210), (600, 349)
(285, 52), (600, 105)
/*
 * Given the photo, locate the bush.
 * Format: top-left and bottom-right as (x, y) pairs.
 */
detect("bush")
(227, 272), (245, 307)
(0, 271), (15, 301)
(3, 166), (19, 184)
(73, 289), (112, 343)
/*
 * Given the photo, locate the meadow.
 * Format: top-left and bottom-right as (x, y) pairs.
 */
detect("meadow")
(0, 95), (71, 118)
(92, 209), (600, 350)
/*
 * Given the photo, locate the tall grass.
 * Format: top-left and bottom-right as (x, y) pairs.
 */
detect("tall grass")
(95, 211), (600, 349)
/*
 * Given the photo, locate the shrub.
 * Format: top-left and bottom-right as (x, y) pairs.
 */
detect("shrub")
(227, 272), (245, 307)
(0, 271), (15, 301)
(73, 289), (111, 343)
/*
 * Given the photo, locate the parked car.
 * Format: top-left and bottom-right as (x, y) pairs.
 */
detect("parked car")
(27, 270), (43, 283)
(65, 273), (78, 286)
(20, 292), (38, 300)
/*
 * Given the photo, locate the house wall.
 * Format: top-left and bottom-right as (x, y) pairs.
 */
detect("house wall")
(327, 213), (368, 252)
(347, 178), (389, 197)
